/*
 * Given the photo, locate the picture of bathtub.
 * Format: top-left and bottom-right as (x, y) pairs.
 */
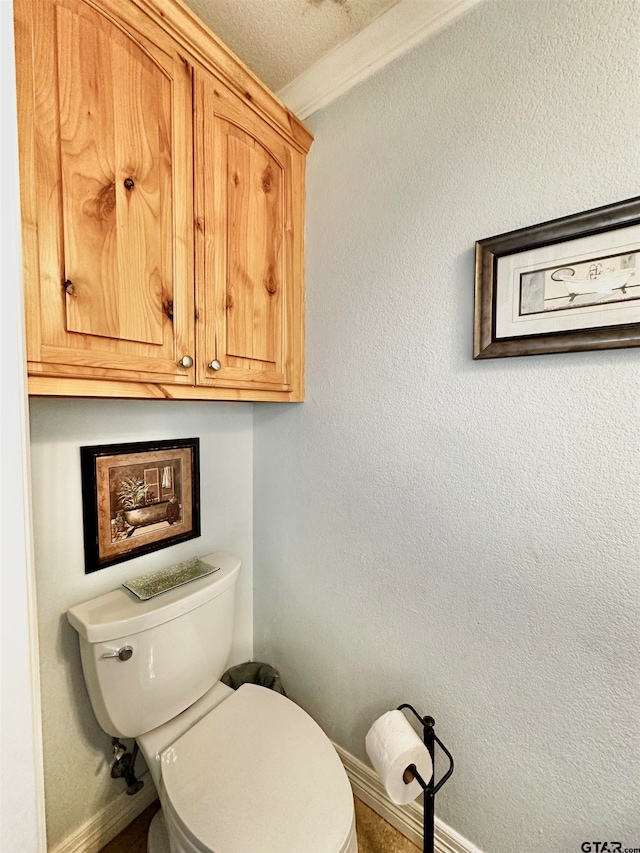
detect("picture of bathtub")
(80, 437), (200, 573)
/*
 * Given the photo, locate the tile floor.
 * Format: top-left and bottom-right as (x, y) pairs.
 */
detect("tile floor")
(100, 796), (421, 853)
(353, 798), (421, 853)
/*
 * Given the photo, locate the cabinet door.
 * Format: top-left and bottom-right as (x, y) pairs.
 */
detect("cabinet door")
(16, 0), (194, 385)
(194, 72), (305, 398)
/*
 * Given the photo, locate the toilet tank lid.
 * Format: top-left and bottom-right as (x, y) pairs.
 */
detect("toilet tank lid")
(67, 552), (240, 643)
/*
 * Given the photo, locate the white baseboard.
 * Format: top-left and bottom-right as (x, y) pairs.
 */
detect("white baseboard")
(50, 772), (158, 853)
(334, 744), (484, 853)
(49, 746), (481, 853)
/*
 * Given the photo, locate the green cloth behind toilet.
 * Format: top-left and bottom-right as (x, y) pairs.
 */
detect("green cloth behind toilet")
(221, 661), (287, 696)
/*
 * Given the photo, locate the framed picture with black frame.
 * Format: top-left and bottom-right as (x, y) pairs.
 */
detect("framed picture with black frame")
(81, 437), (200, 574)
(474, 196), (640, 359)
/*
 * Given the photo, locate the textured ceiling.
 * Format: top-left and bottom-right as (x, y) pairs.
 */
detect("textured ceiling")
(183, 0), (398, 93)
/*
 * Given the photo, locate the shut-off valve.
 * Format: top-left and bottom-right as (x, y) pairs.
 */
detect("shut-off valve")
(110, 737), (144, 795)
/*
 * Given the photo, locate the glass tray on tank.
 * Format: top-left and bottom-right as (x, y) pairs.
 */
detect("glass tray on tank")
(123, 557), (220, 600)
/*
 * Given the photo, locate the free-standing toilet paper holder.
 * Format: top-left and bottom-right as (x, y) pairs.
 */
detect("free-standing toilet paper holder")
(397, 703), (454, 853)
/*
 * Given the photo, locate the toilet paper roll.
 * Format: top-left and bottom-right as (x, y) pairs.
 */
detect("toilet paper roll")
(365, 710), (433, 805)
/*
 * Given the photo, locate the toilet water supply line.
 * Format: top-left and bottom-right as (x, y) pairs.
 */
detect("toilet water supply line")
(396, 704), (454, 853)
(110, 738), (144, 795)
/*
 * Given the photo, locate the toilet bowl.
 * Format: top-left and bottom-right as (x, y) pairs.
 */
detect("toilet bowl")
(67, 552), (357, 853)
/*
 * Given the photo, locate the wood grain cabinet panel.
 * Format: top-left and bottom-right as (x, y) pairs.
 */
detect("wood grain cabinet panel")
(17, 0), (194, 385)
(194, 73), (304, 396)
(57, 1), (169, 347)
(15, 0), (311, 401)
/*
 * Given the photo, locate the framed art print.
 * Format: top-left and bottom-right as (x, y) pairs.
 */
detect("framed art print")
(474, 196), (640, 358)
(80, 437), (200, 573)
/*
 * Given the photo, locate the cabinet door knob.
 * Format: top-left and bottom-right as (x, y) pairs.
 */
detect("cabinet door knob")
(178, 355), (194, 368)
(64, 279), (75, 296)
(208, 359), (222, 371)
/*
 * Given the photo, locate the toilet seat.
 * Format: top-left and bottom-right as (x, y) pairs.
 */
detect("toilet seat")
(160, 684), (355, 853)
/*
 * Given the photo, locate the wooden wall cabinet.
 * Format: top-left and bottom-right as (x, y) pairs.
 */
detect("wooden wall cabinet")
(15, 0), (312, 402)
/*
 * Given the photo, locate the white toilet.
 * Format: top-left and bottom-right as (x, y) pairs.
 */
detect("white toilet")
(67, 552), (357, 853)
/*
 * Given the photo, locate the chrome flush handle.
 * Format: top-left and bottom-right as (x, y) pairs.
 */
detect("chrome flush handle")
(101, 646), (133, 661)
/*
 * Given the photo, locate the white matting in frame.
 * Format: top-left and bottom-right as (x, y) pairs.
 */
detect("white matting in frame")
(474, 196), (640, 359)
(495, 224), (640, 340)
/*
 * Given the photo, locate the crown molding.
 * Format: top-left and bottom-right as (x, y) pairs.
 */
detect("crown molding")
(124, 0), (313, 152)
(277, 0), (483, 120)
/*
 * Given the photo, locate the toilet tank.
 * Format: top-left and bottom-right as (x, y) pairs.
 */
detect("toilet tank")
(67, 552), (241, 738)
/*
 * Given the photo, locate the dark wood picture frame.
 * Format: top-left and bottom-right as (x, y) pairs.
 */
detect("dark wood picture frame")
(474, 196), (640, 359)
(81, 438), (201, 574)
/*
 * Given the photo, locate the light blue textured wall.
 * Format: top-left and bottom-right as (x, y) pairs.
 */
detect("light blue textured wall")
(254, 1), (640, 851)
